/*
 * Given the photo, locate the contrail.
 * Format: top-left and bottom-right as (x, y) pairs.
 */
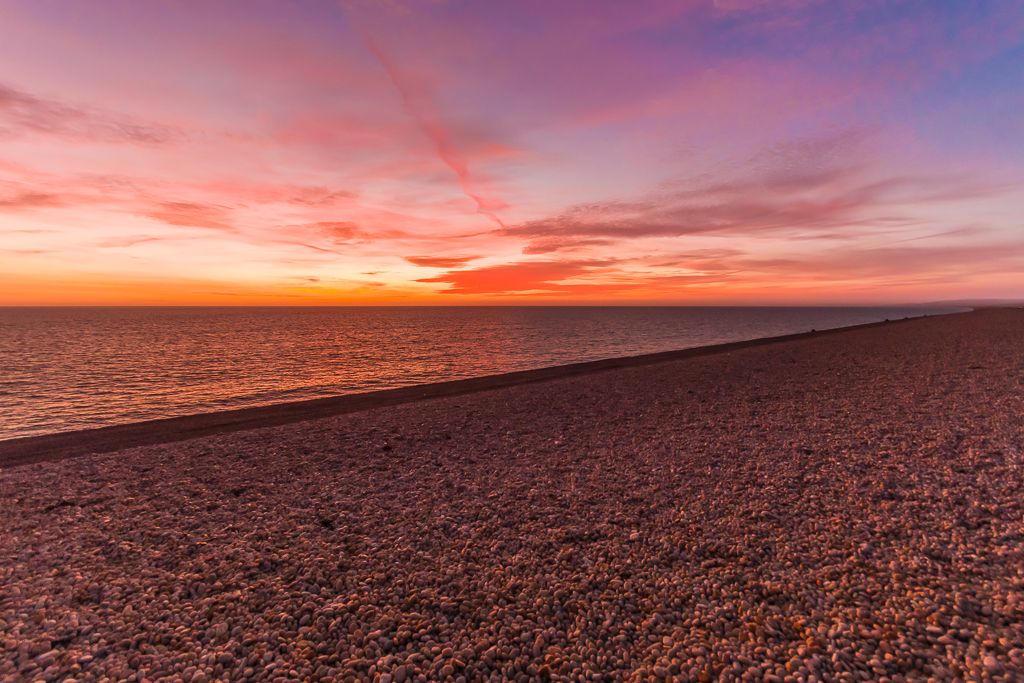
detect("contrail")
(362, 36), (507, 229)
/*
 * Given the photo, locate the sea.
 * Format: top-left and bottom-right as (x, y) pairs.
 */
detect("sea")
(0, 306), (966, 440)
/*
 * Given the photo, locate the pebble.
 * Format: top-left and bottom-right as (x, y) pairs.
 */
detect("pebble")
(984, 655), (1004, 673)
(2, 311), (1024, 683)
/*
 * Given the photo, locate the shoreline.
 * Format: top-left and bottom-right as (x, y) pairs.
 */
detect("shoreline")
(0, 311), (963, 467)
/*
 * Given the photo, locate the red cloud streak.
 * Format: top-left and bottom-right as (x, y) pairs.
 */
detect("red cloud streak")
(415, 259), (622, 295)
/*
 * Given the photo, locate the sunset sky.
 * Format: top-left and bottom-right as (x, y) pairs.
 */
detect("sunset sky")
(1, 0), (1023, 304)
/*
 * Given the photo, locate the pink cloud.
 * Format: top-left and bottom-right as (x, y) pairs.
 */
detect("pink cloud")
(143, 201), (234, 231)
(98, 234), (180, 248)
(144, 180), (360, 208)
(277, 187), (357, 206)
(522, 238), (614, 255)
(307, 221), (364, 241)
(498, 173), (876, 250)
(0, 83), (184, 144)
(498, 152), (1019, 253)
(405, 255), (482, 268)
(0, 190), (62, 209)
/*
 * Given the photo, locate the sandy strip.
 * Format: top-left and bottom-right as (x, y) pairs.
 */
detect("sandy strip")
(1, 317), (922, 468)
(1, 308), (1023, 683)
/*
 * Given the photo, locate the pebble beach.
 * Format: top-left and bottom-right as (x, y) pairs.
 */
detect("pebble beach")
(2, 308), (1023, 683)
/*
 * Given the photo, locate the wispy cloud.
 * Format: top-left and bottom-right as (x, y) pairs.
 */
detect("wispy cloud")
(306, 221), (365, 241)
(405, 255), (481, 268)
(498, 164), (1018, 254)
(286, 187), (357, 206)
(97, 234), (205, 249)
(0, 83), (184, 144)
(208, 183), (358, 206)
(522, 238), (614, 255)
(0, 191), (62, 209)
(143, 201), (234, 231)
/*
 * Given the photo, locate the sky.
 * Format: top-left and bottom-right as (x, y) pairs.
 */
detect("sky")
(1, 0), (1023, 305)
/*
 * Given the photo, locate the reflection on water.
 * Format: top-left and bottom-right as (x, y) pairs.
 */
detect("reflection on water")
(0, 306), (963, 439)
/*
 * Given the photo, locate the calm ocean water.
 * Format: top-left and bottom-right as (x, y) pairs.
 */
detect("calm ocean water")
(0, 306), (964, 440)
